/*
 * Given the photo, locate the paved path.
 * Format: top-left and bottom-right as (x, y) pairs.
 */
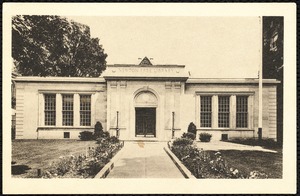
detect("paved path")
(106, 141), (184, 178)
(195, 141), (277, 153)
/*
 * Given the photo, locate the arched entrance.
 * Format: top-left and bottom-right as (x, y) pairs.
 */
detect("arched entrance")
(134, 91), (158, 137)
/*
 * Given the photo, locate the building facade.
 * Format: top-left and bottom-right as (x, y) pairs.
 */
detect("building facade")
(14, 57), (279, 141)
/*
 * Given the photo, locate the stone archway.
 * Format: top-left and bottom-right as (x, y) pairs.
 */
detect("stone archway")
(134, 91), (158, 137)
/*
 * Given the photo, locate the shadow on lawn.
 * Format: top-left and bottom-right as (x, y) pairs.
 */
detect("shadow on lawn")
(12, 164), (31, 175)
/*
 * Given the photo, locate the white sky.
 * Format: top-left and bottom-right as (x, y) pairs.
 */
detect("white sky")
(67, 16), (261, 78)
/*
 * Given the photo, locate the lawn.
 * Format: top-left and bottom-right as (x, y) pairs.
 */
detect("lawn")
(12, 139), (98, 178)
(207, 150), (282, 178)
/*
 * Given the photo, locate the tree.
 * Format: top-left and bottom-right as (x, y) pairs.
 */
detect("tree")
(263, 17), (283, 144)
(12, 15), (107, 77)
(263, 17), (283, 80)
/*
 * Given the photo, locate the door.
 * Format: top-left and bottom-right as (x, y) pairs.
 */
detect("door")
(135, 108), (156, 137)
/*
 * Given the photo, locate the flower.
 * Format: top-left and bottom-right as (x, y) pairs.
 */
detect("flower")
(232, 169), (239, 175)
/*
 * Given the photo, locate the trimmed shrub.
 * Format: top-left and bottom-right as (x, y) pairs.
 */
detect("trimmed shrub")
(181, 132), (196, 140)
(172, 138), (194, 146)
(78, 131), (94, 141)
(187, 122), (197, 135)
(199, 132), (212, 142)
(94, 121), (103, 139)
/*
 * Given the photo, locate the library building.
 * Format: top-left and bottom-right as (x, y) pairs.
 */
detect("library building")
(14, 57), (279, 141)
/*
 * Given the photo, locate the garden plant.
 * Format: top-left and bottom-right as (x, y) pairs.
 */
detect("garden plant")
(170, 137), (269, 179)
(43, 133), (123, 178)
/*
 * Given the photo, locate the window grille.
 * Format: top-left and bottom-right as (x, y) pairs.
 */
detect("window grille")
(200, 96), (212, 127)
(80, 95), (91, 126)
(236, 96), (248, 128)
(44, 94), (56, 126)
(62, 94), (73, 126)
(218, 96), (230, 128)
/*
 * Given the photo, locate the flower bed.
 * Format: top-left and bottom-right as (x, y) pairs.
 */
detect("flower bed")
(42, 136), (123, 178)
(170, 138), (268, 179)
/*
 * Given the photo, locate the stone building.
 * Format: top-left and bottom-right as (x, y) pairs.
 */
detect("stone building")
(14, 57), (279, 141)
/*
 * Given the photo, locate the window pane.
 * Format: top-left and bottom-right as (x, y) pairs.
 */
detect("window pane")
(62, 95), (73, 126)
(80, 95), (91, 126)
(236, 96), (248, 128)
(200, 96), (212, 127)
(218, 96), (230, 128)
(44, 94), (56, 126)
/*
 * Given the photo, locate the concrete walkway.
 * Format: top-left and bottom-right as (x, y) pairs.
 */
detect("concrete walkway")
(195, 141), (277, 153)
(106, 141), (184, 178)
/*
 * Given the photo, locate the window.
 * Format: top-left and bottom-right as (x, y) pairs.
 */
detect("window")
(62, 94), (73, 126)
(44, 94), (56, 126)
(218, 96), (230, 128)
(236, 96), (248, 128)
(64, 132), (70, 138)
(200, 96), (212, 127)
(80, 95), (91, 126)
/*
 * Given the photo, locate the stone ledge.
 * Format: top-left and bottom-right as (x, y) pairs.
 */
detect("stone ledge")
(164, 143), (196, 179)
(94, 144), (125, 179)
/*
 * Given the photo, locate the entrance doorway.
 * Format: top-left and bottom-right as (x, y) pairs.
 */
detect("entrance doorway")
(135, 108), (156, 137)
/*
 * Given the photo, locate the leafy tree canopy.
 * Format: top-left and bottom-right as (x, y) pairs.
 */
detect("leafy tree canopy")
(263, 17), (283, 80)
(12, 15), (107, 77)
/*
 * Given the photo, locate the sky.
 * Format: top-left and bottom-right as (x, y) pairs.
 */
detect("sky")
(66, 16), (261, 78)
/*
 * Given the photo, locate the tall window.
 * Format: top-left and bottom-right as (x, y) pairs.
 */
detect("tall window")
(80, 95), (91, 126)
(236, 96), (248, 128)
(62, 94), (73, 126)
(44, 94), (56, 126)
(200, 96), (212, 127)
(218, 96), (230, 128)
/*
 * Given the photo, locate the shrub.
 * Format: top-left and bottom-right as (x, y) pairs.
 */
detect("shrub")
(172, 138), (194, 146)
(94, 121), (103, 139)
(171, 144), (245, 179)
(187, 122), (197, 135)
(199, 132), (212, 142)
(43, 138), (123, 178)
(108, 136), (120, 144)
(96, 134), (118, 145)
(181, 132), (196, 140)
(78, 131), (94, 141)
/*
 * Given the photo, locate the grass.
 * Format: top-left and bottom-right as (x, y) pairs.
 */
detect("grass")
(207, 150), (282, 178)
(12, 139), (98, 178)
(226, 138), (282, 151)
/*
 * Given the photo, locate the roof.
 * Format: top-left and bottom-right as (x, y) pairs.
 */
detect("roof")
(187, 78), (280, 84)
(14, 76), (106, 83)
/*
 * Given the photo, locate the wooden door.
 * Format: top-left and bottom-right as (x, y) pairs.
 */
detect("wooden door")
(135, 108), (156, 137)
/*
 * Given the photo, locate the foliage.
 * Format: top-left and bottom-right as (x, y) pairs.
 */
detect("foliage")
(43, 136), (123, 178)
(78, 131), (94, 141)
(187, 122), (197, 135)
(12, 127), (16, 140)
(248, 170), (268, 179)
(94, 121), (104, 139)
(263, 16), (283, 80)
(172, 138), (194, 146)
(171, 141), (268, 179)
(12, 15), (107, 77)
(263, 16), (283, 144)
(96, 134), (119, 145)
(11, 97), (16, 109)
(181, 132), (196, 140)
(199, 133), (212, 142)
